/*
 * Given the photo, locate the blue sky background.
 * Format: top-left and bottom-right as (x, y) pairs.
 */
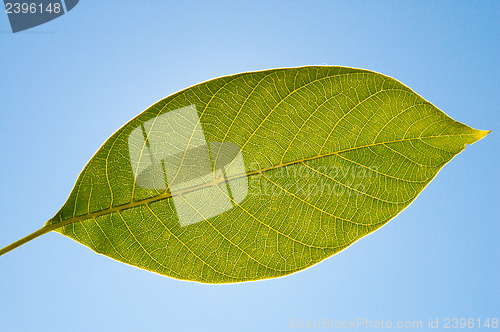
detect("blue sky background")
(0, 1), (498, 331)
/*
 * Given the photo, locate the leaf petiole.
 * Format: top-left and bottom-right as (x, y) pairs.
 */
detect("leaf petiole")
(0, 223), (60, 256)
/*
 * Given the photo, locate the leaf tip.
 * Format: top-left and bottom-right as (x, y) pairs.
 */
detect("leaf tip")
(462, 128), (490, 148)
(474, 129), (491, 140)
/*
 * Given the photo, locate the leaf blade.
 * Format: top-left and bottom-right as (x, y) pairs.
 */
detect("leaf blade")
(46, 66), (488, 283)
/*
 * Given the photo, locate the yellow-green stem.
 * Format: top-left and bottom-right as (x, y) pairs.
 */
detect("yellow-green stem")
(0, 223), (59, 256)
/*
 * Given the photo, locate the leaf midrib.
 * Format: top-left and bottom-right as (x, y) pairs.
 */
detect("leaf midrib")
(49, 132), (477, 230)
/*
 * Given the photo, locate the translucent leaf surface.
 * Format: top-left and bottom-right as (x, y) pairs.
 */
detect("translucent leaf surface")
(43, 66), (488, 283)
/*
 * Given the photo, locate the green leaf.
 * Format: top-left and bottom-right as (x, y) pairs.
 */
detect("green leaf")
(0, 66), (489, 283)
